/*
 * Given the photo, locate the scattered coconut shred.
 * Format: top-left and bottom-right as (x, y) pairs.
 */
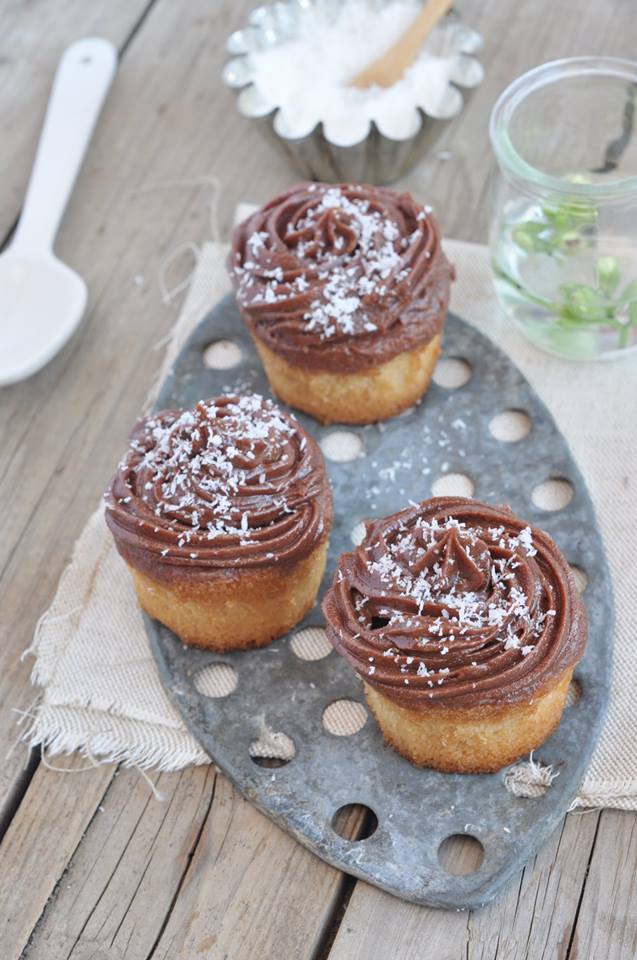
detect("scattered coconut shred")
(234, 185), (426, 340)
(245, 0), (483, 144)
(113, 395), (300, 557)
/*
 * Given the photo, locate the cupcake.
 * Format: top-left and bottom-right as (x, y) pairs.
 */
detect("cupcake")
(229, 182), (454, 425)
(105, 394), (332, 650)
(322, 497), (586, 773)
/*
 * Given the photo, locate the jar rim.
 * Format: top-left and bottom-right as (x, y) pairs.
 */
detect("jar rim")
(489, 56), (637, 202)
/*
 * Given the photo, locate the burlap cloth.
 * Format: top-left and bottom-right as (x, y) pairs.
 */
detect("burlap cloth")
(25, 228), (637, 809)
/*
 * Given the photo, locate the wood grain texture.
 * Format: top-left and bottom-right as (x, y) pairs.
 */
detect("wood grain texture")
(569, 811), (637, 960)
(20, 770), (362, 960)
(0, 0), (154, 244)
(149, 778), (360, 960)
(21, 766), (217, 960)
(0, 756), (115, 960)
(0, 0), (634, 957)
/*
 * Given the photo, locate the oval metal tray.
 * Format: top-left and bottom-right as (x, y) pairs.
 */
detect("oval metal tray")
(147, 294), (612, 909)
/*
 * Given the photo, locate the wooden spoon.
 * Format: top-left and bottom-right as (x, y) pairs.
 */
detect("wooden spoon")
(350, 0), (454, 89)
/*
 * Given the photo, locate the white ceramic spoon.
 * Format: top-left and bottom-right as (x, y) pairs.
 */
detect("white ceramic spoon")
(0, 38), (117, 386)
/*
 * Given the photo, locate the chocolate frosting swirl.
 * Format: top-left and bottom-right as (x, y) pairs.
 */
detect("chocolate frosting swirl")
(105, 394), (332, 580)
(229, 182), (454, 373)
(322, 497), (586, 708)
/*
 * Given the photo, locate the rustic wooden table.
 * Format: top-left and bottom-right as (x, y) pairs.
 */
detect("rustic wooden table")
(1, 2), (636, 957)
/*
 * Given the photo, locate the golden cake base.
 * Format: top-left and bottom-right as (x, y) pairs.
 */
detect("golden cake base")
(254, 334), (442, 425)
(129, 538), (328, 651)
(364, 669), (574, 774)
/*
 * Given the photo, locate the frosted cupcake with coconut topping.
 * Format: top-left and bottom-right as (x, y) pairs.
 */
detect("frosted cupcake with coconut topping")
(230, 182), (454, 424)
(322, 496), (586, 772)
(105, 394), (332, 650)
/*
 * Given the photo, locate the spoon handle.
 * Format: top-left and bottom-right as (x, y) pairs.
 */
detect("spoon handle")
(13, 38), (117, 255)
(351, 0), (454, 89)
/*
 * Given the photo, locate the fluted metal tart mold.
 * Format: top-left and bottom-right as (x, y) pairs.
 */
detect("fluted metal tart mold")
(222, 0), (484, 184)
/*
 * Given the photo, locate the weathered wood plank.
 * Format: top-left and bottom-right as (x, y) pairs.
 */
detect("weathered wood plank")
(0, 0), (154, 244)
(20, 769), (362, 960)
(0, 757), (115, 960)
(466, 812), (599, 959)
(150, 777), (361, 960)
(569, 810), (637, 960)
(21, 765), (216, 960)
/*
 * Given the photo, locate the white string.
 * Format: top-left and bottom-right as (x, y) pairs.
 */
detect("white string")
(11, 705), (39, 727)
(151, 330), (175, 354)
(568, 802), (600, 814)
(6, 694), (42, 762)
(129, 762), (166, 802)
(40, 744), (99, 774)
(34, 743), (166, 802)
(129, 176), (222, 305)
(158, 240), (201, 305)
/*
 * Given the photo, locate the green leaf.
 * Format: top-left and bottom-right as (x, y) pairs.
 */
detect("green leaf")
(596, 256), (621, 296)
(542, 207), (571, 230)
(512, 222), (547, 253)
(564, 203), (598, 226)
(541, 197), (597, 229)
(557, 283), (610, 323)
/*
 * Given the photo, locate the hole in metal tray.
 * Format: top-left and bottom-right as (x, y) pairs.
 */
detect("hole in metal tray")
(290, 626), (332, 661)
(532, 477), (574, 511)
(489, 408), (532, 442)
(321, 430), (364, 463)
(438, 834), (484, 875)
(432, 356), (472, 388)
(194, 663), (238, 698)
(332, 804), (378, 841)
(203, 339), (242, 369)
(431, 471), (475, 497)
(322, 700), (367, 736)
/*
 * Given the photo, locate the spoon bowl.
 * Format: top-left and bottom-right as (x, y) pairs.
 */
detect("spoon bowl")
(0, 251), (87, 385)
(0, 37), (116, 387)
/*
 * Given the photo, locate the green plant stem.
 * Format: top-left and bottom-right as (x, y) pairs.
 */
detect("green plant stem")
(495, 256), (637, 350)
(618, 324), (631, 348)
(491, 263), (553, 310)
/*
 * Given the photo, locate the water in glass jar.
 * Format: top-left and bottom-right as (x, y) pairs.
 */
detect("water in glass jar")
(492, 193), (637, 361)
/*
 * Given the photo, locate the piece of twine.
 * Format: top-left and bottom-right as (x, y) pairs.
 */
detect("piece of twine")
(130, 175), (222, 306)
(504, 752), (559, 798)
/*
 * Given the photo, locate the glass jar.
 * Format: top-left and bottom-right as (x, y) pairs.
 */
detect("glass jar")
(489, 57), (637, 361)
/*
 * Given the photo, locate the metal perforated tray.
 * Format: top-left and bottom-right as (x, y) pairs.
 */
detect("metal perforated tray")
(146, 295), (612, 909)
